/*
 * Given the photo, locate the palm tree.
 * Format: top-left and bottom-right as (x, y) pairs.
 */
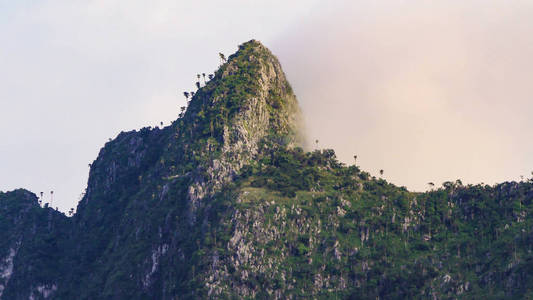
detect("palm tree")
(190, 91), (195, 97)
(183, 91), (189, 101)
(50, 190), (54, 207)
(160, 121), (163, 128)
(40, 191), (44, 200)
(428, 182), (435, 189)
(202, 73), (206, 84)
(219, 53), (226, 64)
(208, 74), (214, 81)
(196, 82), (200, 90)
(353, 155), (357, 164)
(379, 169), (384, 176)
(196, 74), (201, 84)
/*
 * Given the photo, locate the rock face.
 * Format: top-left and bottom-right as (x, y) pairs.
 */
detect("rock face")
(1, 40), (533, 299)
(0, 190), (68, 299)
(178, 40), (303, 223)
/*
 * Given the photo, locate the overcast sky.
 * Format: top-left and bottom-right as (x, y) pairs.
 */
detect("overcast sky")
(2, 1), (532, 212)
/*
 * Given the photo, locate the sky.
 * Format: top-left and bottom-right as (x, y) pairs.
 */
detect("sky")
(1, 0), (532, 212)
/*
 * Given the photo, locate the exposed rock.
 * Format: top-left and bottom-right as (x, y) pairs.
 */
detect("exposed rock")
(1, 40), (533, 299)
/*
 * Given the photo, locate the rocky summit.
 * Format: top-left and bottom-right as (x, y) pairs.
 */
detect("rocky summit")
(1, 40), (533, 299)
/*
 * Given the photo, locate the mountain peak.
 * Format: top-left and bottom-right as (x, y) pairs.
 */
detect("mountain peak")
(232, 39), (269, 55)
(220, 39), (287, 87)
(167, 40), (305, 222)
(182, 39), (304, 149)
(76, 40), (305, 224)
(226, 39), (272, 63)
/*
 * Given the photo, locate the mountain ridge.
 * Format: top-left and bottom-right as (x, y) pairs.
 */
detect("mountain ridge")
(1, 40), (533, 299)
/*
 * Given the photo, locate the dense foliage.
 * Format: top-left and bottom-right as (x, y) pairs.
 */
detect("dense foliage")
(1, 40), (532, 299)
(223, 147), (533, 298)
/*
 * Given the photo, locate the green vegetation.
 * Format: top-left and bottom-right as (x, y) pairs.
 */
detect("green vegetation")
(1, 40), (532, 299)
(219, 147), (533, 298)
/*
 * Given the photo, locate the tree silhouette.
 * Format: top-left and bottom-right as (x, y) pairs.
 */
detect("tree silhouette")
(50, 190), (54, 207)
(219, 52), (226, 64)
(190, 91), (195, 98)
(202, 73), (206, 84)
(195, 81), (200, 90)
(208, 74), (214, 81)
(353, 155), (357, 164)
(183, 91), (189, 101)
(428, 182), (435, 189)
(379, 169), (384, 176)
(160, 121), (163, 128)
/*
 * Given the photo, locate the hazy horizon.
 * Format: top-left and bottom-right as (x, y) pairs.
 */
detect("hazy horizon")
(2, 0), (532, 212)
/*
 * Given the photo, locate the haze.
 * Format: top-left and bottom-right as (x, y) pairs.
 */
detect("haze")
(1, 0), (532, 212)
(274, 0), (533, 191)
